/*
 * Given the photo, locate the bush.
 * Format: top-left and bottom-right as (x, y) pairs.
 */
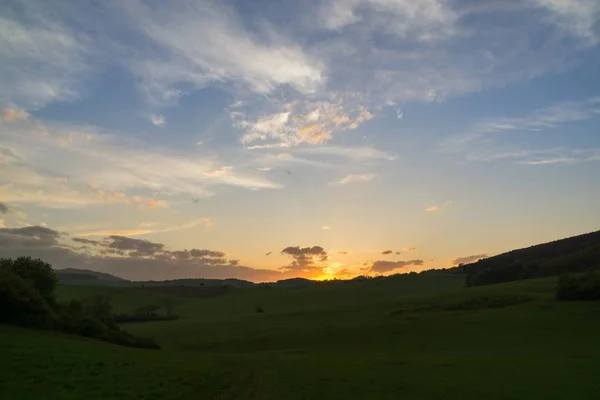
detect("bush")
(54, 299), (160, 349)
(443, 295), (532, 311)
(0, 269), (52, 327)
(556, 271), (600, 301)
(0, 257), (57, 304)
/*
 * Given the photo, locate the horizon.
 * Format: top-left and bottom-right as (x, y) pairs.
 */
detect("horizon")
(2, 0), (600, 282)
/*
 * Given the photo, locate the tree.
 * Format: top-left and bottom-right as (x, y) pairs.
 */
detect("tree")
(0, 269), (52, 327)
(161, 297), (181, 317)
(0, 257), (57, 304)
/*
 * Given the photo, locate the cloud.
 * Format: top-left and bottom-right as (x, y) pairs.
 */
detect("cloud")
(200, 218), (213, 229)
(329, 173), (375, 186)
(322, 226), (331, 230)
(76, 217), (213, 237)
(0, 226), (61, 248)
(0, 119), (283, 209)
(296, 146), (397, 161)
(452, 254), (487, 265)
(440, 97), (600, 157)
(140, 199), (168, 210)
(0, 224), (282, 282)
(72, 237), (101, 245)
(535, 0), (600, 45)
(280, 245), (328, 274)
(368, 259), (424, 274)
(396, 109), (403, 119)
(237, 102), (377, 148)
(0, 203), (8, 214)
(467, 147), (600, 166)
(120, 0), (324, 105)
(338, 251), (348, 255)
(404, 247), (416, 252)
(150, 114), (166, 127)
(425, 200), (452, 212)
(106, 235), (164, 256)
(0, 5), (90, 107)
(521, 157), (575, 165)
(2, 108), (30, 122)
(381, 250), (393, 255)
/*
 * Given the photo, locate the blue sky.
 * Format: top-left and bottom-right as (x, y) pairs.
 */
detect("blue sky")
(1, 0), (600, 281)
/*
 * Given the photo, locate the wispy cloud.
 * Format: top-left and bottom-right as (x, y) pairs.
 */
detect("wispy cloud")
(150, 114), (166, 127)
(321, 226), (331, 230)
(440, 97), (600, 160)
(296, 146), (397, 161)
(425, 200), (452, 212)
(1, 118), (283, 208)
(329, 173), (375, 186)
(0, 6), (89, 107)
(535, 0), (600, 45)
(120, 0), (324, 105)
(77, 217), (213, 237)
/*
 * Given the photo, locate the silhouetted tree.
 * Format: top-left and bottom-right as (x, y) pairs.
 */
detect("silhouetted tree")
(161, 297), (181, 317)
(0, 257), (57, 304)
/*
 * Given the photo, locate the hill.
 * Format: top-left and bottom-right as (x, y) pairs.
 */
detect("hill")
(54, 268), (130, 286)
(459, 229), (600, 286)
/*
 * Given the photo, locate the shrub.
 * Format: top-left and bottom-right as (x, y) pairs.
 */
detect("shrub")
(0, 269), (52, 327)
(443, 295), (532, 311)
(556, 271), (600, 301)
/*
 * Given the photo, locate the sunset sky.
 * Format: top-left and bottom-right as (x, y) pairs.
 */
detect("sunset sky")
(1, 0), (600, 281)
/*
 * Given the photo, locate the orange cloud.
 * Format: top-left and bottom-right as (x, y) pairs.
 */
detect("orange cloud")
(141, 199), (168, 210)
(297, 123), (332, 144)
(426, 200), (452, 212)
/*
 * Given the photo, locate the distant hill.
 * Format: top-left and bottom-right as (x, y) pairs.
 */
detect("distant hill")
(137, 278), (255, 289)
(55, 268), (130, 286)
(260, 277), (316, 288)
(458, 230), (600, 286)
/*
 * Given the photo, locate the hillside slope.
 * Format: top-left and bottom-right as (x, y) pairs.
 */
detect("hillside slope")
(459, 230), (600, 286)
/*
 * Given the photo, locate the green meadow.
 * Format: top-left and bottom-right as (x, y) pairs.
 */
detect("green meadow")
(3, 273), (600, 399)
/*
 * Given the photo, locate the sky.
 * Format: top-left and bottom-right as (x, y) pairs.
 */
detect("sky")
(1, 0), (600, 282)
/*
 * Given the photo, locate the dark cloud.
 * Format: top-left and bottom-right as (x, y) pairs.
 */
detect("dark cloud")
(0, 202), (8, 214)
(189, 249), (225, 258)
(106, 235), (165, 256)
(395, 251), (401, 255)
(338, 251), (348, 255)
(280, 245), (328, 274)
(368, 259), (424, 273)
(265, 251), (272, 255)
(72, 237), (101, 245)
(452, 254), (487, 265)
(0, 226), (61, 248)
(229, 260), (239, 266)
(382, 250), (392, 255)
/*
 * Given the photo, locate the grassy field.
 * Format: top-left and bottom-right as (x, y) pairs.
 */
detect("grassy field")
(3, 273), (600, 399)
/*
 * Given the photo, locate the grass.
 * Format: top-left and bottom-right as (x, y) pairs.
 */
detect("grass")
(3, 273), (600, 399)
